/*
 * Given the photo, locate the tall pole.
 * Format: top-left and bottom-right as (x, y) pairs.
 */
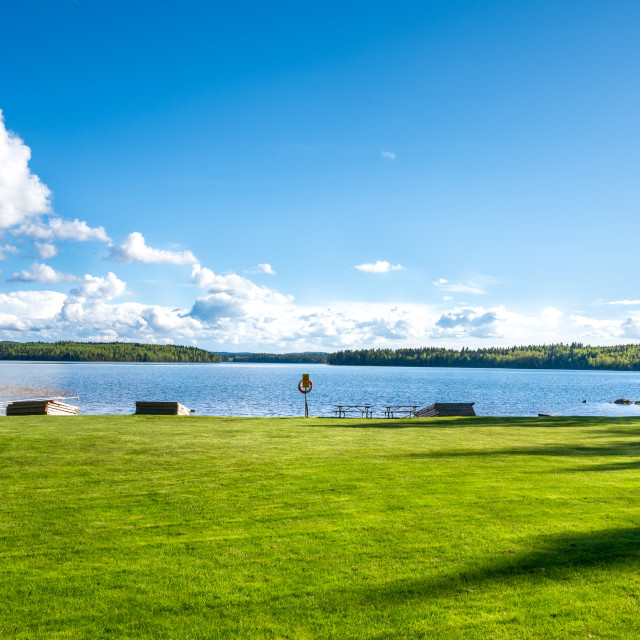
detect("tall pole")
(299, 374), (312, 418)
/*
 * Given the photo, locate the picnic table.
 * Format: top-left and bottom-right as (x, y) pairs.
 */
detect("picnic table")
(383, 405), (419, 418)
(334, 404), (374, 418)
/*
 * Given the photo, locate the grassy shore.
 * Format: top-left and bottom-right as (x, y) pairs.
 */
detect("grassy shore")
(1, 416), (640, 639)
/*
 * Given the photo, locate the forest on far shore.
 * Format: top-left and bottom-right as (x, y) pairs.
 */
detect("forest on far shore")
(327, 344), (640, 371)
(2, 341), (640, 370)
(0, 341), (221, 363)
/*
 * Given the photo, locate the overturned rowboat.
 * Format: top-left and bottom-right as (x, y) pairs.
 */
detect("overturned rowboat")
(135, 401), (192, 416)
(416, 402), (476, 417)
(5, 399), (80, 416)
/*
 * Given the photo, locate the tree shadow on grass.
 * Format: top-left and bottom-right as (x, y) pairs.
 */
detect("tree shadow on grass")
(563, 459), (640, 473)
(401, 440), (640, 459)
(310, 417), (616, 430)
(587, 425), (640, 437)
(363, 526), (640, 602)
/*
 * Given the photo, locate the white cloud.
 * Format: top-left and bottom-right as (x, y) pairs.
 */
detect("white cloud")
(605, 300), (640, 306)
(541, 306), (563, 329)
(381, 151), (396, 160)
(189, 266), (565, 349)
(246, 263), (276, 275)
(0, 110), (52, 230)
(10, 261), (78, 284)
(0, 284), (198, 341)
(433, 278), (486, 295)
(569, 314), (629, 340)
(16, 216), (110, 242)
(0, 111), (111, 247)
(109, 232), (197, 265)
(190, 264), (292, 320)
(0, 269), (583, 350)
(35, 242), (57, 259)
(431, 305), (561, 341)
(0, 313), (29, 331)
(355, 260), (403, 273)
(0, 244), (19, 260)
(0, 113), (107, 245)
(0, 290), (66, 326)
(57, 298), (203, 341)
(442, 296), (453, 301)
(621, 318), (640, 339)
(70, 272), (128, 300)
(0, 285), (425, 347)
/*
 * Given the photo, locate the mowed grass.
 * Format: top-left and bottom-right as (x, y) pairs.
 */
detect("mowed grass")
(2, 417), (640, 639)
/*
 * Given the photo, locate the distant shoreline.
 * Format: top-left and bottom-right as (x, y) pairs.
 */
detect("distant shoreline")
(0, 359), (639, 375)
(2, 341), (640, 372)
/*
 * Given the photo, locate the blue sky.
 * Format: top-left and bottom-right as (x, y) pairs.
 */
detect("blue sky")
(0, 0), (639, 350)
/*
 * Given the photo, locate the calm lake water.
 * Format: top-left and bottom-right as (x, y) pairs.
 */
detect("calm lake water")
(2, 361), (640, 417)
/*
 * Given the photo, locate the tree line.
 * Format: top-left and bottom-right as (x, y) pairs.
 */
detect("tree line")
(0, 341), (221, 363)
(220, 352), (328, 364)
(326, 343), (640, 371)
(3, 341), (640, 370)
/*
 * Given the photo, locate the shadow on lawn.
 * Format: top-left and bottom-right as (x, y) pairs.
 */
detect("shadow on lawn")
(311, 417), (617, 430)
(366, 526), (640, 601)
(565, 459), (640, 473)
(402, 440), (640, 459)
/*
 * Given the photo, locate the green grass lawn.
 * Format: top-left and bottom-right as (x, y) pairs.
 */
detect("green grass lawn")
(1, 416), (640, 639)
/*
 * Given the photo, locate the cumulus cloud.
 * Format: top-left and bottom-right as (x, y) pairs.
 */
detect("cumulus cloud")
(0, 284), (199, 341)
(35, 242), (57, 259)
(0, 112), (108, 245)
(245, 263), (276, 275)
(433, 278), (485, 295)
(355, 260), (403, 273)
(0, 244), (19, 260)
(16, 217), (110, 242)
(0, 290), (66, 330)
(569, 314), (630, 341)
(541, 306), (563, 328)
(434, 307), (500, 338)
(0, 313), (29, 331)
(108, 232), (197, 265)
(57, 298), (204, 342)
(189, 296), (439, 350)
(621, 318), (640, 339)
(431, 305), (561, 341)
(0, 271), (578, 350)
(0, 110), (52, 230)
(190, 264), (291, 320)
(10, 261), (78, 284)
(381, 151), (396, 160)
(70, 272), (128, 300)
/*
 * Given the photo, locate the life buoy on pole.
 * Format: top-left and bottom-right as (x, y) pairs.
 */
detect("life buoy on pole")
(298, 379), (313, 394)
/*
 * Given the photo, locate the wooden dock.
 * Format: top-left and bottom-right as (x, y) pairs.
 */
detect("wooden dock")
(135, 401), (192, 416)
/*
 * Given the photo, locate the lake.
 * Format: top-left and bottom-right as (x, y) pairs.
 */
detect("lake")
(1, 361), (640, 417)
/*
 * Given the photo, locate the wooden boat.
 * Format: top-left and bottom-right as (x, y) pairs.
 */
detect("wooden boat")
(5, 400), (80, 416)
(416, 402), (476, 417)
(135, 401), (192, 416)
